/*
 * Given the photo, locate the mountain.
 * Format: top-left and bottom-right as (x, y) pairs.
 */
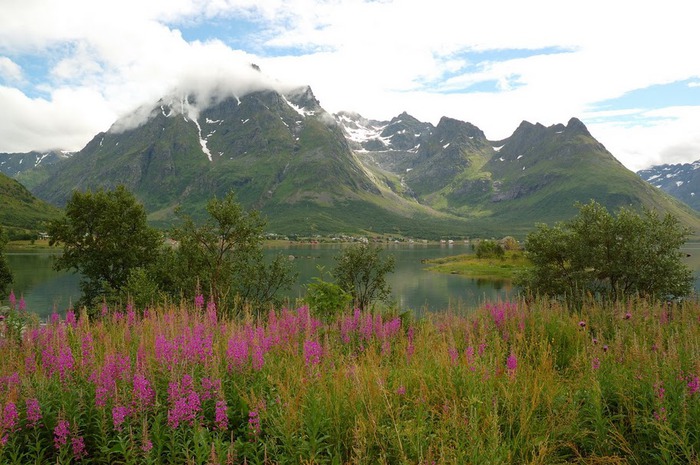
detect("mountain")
(0, 150), (72, 178)
(339, 114), (700, 235)
(21, 76), (700, 238)
(0, 172), (61, 232)
(28, 86), (468, 237)
(638, 160), (700, 211)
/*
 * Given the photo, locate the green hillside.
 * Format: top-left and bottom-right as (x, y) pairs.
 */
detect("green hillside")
(0, 173), (61, 233)
(23, 84), (700, 239)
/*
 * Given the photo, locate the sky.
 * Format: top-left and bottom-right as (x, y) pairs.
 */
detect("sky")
(1, 0), (699, 172)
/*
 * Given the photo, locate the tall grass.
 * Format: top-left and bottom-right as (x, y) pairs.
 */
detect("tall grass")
(0, 297), (699, 464)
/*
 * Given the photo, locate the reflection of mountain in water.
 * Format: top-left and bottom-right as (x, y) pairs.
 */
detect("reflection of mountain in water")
(11, 244), (698, 318)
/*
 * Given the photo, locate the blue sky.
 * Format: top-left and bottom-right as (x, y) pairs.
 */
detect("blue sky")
(1, 0), (699, 171)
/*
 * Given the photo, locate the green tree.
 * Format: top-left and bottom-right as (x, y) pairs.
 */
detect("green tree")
(0, 226), (13, 298)
(165, 192), (296, 314)
(332, 243), (395, 311)
(48, 186), (162, 309)
(518, 200), (693, 304)
(305, 267), (353, 319)
(475, 239), (505, 259)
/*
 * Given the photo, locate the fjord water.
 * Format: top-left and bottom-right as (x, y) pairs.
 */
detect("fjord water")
(6, 243), (700, 318)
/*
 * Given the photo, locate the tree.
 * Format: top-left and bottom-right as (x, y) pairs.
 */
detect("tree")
(475, 239), (505, 259)
(518, 200), (694, 304)
(48, 186), (162, 309)
(305, 267), (353, 319)
(165, 192), (296, 314)
(0, 226), (12, 298)
(332, 243), (395, 311)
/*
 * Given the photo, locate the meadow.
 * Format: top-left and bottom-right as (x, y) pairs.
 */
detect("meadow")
(0, 295), (699, 464)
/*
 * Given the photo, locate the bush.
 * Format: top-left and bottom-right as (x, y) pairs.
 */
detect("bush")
(517, 200), (693, 304)
(331, 243), (395, 311)
(475, 239), (505, 259)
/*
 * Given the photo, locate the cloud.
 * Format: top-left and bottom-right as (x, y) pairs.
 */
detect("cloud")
(0, 57), (22, 82)
(0, 86), (114, 152)
(0, 0), (699, 171)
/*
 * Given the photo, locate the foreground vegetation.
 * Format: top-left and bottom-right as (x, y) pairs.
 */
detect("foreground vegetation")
(1, 297), (699, 464)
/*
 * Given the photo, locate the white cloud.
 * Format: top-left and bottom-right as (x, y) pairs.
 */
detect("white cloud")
(0, 0), (698, 170)
(0, 86), (114, 152)
(0, 57), (22, 82)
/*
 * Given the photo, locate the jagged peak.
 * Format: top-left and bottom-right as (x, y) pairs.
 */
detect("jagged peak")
(566, 117), (591, 136)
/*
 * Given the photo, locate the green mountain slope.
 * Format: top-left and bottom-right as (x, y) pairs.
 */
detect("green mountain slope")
(24, 79), (700, 238)
(29, 88), (470, 237)
(0, 172), (61, 231)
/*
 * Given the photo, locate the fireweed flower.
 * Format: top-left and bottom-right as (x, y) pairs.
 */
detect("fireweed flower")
(688, 376), (700, 395)
(18, 296), (26, 311)
(215, 400), (228, 431)
(72, 435), (87, 459)
(25, 398), (42, 428)
(506, 353), (518, 374)
(141, 439), (153, 453)
(195, 294), (205, 309)
(65, 309), (77, 327)
(303, 340), (323, 367)
(252, 344), (265, 371)
(592, 357), (601, 370)
(448, 347), (459, 366)
(132, 373), (155, 408)
(112, 405), (130, 431)
(2, 402), (19, 432)
(8, 290), (16, 308)
(227, 337), (249, 371)
(248, 410), (260, 435)
(54, 419), (71, 449)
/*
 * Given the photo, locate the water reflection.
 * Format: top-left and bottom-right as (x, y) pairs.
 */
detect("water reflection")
(5, 242), (699, 318)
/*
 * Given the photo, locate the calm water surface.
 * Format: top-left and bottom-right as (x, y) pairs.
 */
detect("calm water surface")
(6, 242), (700, 318)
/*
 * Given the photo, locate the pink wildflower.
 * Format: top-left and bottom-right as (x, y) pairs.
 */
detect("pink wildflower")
(578, 321), (586, 328)
(215, 400), (228, 431)
(25, 398), (42, 428)
(132, 373), (155, 408)
(112, 405), (130, 431)
(251, 345), (265, 371)
(8, 290), (16, 308)
(2, 402), (19, 432)
(72, 435), (87, 459)
(141, 439), (153, 453)
(54, 419), (71, 449)
(396, 385), (406, 396)
(65, 309), (77, 327)
(591, 357), (600, 370)
(248, 410), (260, 435)
(687, 376), (699, 395)
(18, 296), (26, 311)
(448, 347), (459, 366)
(506, 353), (517, 373)
(303, 340), (323, 367)
(226, 337), (249, 371)
(194, 294), (205, 309)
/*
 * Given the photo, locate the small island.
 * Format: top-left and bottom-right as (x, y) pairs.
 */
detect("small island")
(424, 238), (531, 280)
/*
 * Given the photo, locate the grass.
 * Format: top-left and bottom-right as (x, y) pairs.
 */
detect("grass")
(1, 296), (699, 464)
(424, 251), (531, 280)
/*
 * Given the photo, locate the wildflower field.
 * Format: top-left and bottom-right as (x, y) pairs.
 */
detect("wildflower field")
(1, 296), (699, 464)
